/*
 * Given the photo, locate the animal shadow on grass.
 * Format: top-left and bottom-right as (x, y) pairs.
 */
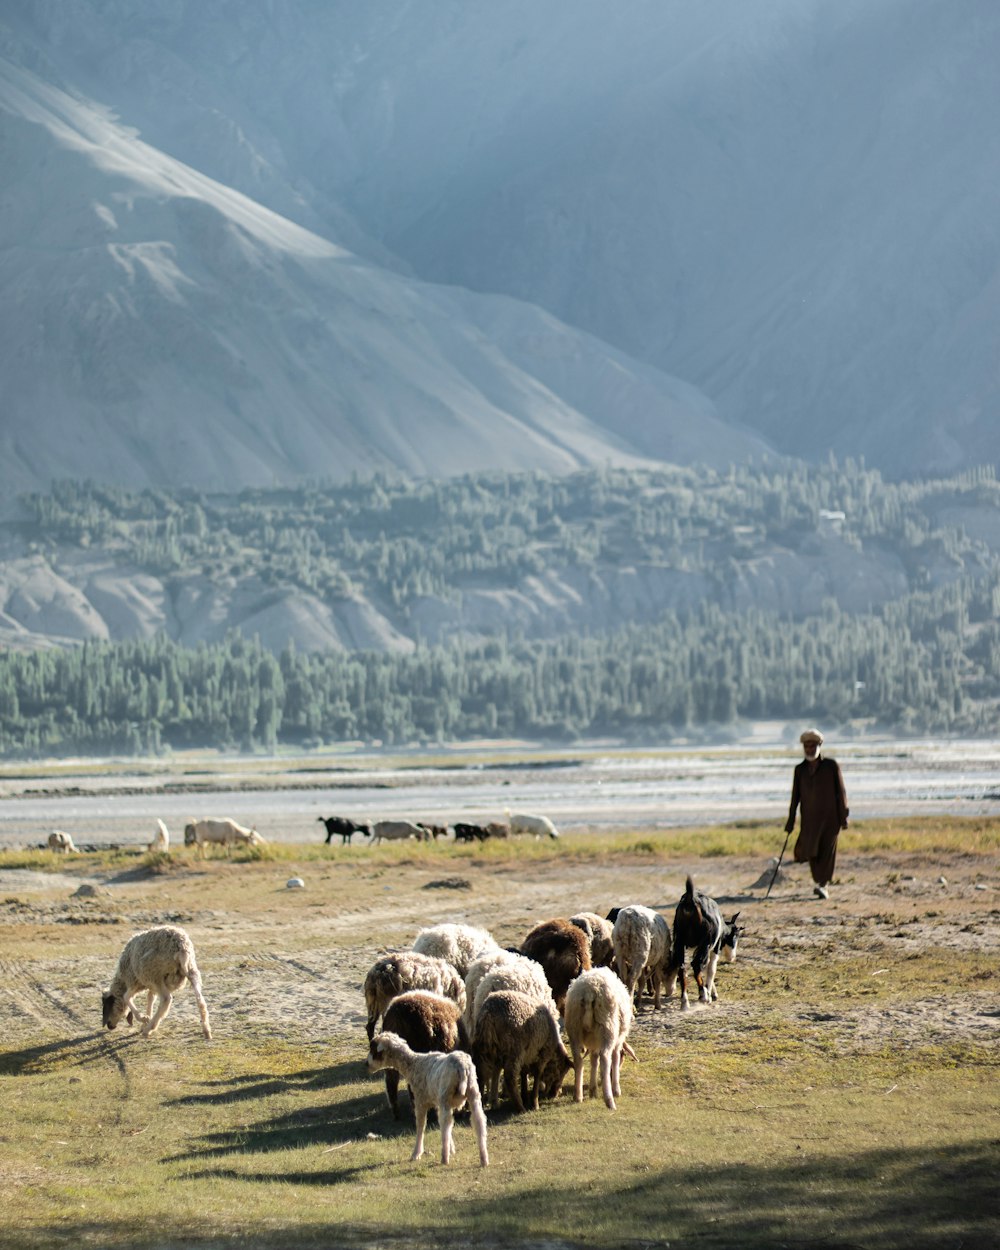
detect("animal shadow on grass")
(0, 1031), (144, 1076)
(167, 1058), (410, 1167)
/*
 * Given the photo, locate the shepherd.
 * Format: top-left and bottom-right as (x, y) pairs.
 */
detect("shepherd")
(783, 728), (849, 900)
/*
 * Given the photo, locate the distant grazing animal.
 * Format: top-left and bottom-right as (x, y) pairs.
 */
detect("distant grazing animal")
(564, 967), (637, 1111)
(519, 917), (591, 1014)
(318, 815), (371, 845)
(370, 819), (426, 845)
(183, 818), (263, 854)
(147, 819), (170, 853)
(484, 821), (509, 839)
(663, 876), (743, 1010)
(102, 924), (211, 1039)
(379, 990), (470, 1119)
(453, 822), (488, 843)
(416, 823), (448, 840)
(367, 1031), (489, 1166)
(508, 811), (560, 839)
(47, 830), (78, 854)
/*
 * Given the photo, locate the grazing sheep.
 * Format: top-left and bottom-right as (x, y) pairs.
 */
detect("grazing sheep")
(569, 912), (616, 968)
(473, 989), (572, 1111)
(370, 819), (427, 845)
(469, 957), (557, 1033)
(612, 904), (671, 1011)
(379, 990), (470, 1118)
(564, 967), (637, 1110)
(47, 830), (78, 854)
(663, 876), (744, 1009)
(416, 822), (448, 841)
(507, 811), (560, 839)
(463, 948), (527, 1033)
(318, 815), (371, 845)
(364, 950), (467, 1041)
(412, 922), (500, 979)
(520, 917), (592, 1014)
(147, 819), (169, 853)
(367, 1031), (489, 1166)
(184, 818), (263, 855)
(102, 924), (211, 1039)
(484, 821), (510, 839)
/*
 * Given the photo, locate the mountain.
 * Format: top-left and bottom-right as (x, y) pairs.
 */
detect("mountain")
(1, 0), (998, 501)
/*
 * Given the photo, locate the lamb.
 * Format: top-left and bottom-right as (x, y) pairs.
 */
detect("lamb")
(412, 922), (501, 979)
(364, 950), (467, 1041)
(102, 924), (211, 1039)
(453, 822), (488, 842)
(367, 1031), (489, 1166)
(379, 990), (470, 1118)
(564, 967), (637, 1110)
(147, 819), (169, 853)
(472, 989), (572, 1111)
(184, 818), (263, 855)
(520, 917), (592, 1014)
(507, 811), (560, 839)
(47, 830), (78, 853)
(416, 822), (448, 840)
(612, 904), (671, 1011)
(569, 912), (616, 968)
(663, 876), (743, 1010)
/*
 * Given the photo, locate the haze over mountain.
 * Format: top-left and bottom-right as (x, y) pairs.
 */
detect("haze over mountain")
(1, 0), (998, 504)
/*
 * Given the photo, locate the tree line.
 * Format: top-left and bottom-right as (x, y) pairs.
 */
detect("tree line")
(0, 577), (995, 756)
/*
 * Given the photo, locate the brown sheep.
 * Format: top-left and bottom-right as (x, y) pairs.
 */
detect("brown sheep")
(379, 990), (469, 1119)
(520, 917), (592, 1014)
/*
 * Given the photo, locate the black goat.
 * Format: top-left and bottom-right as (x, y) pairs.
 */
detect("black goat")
(318, 815), (371, 845)
(663, 877), (742, 1010)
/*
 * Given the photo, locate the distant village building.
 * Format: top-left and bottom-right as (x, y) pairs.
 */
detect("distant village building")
(819, 508), (846, 529)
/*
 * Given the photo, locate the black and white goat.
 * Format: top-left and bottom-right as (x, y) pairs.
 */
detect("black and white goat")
(663, 877), (742, 1010)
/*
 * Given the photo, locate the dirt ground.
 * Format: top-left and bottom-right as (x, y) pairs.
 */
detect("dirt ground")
(1, 843), (997, 1058)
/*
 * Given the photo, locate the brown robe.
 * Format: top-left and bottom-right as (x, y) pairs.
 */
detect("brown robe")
(784, 755), (849, 886)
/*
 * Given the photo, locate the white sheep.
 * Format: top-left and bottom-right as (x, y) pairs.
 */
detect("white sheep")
(462, 948), (522, 1033)
(364, 950), (467, 1040)
(569, 911), (616, 968)
(469, 956), (557, 1033)
(564, 967), (637, 1110)
(612, 904), (671, 1010)
(147, 819), (170, 853)
(102, 924), (211, 1039)
(412, 922), (500, 979)
(367, 1031), (489, 1167)
(47, 830), (78, 853)
(507, 811), (560, 839)
(183, 818), (263, 856)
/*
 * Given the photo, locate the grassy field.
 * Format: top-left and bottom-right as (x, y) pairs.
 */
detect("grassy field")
(0, 820), (997, 1250)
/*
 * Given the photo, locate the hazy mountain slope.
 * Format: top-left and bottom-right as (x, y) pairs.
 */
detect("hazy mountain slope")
(14, 0), (993, 477)
(0, 56), (766, 503)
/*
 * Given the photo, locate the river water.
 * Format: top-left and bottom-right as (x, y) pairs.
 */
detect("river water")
(0, 738), (997, 849)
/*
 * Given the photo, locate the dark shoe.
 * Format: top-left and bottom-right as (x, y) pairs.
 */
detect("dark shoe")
(814, 885), (829, 900)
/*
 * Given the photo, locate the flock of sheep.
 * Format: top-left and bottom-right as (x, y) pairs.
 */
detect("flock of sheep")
(98, 836), (743, 1168)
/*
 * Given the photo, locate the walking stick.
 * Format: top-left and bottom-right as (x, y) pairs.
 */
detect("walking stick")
(764, 829), (792, 899)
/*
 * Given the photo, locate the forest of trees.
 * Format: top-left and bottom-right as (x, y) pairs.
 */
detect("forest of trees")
(3, 462), (998, 755)
(0, 577), (996, 755)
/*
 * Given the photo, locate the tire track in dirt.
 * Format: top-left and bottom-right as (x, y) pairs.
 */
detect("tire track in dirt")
(0, 959), (133, 1109)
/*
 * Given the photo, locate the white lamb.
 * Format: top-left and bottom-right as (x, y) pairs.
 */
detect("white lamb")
(47, 830), (78, 853)
(564, 967), (637, 1110)
(102, 924), (211, 1039)
(367, 1031), (489, 1167)
(364, 950), (467, 1040)
(147, 819), (170, 852)
(612, 904), (671, 1010)
(412, 922), (500, 979)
